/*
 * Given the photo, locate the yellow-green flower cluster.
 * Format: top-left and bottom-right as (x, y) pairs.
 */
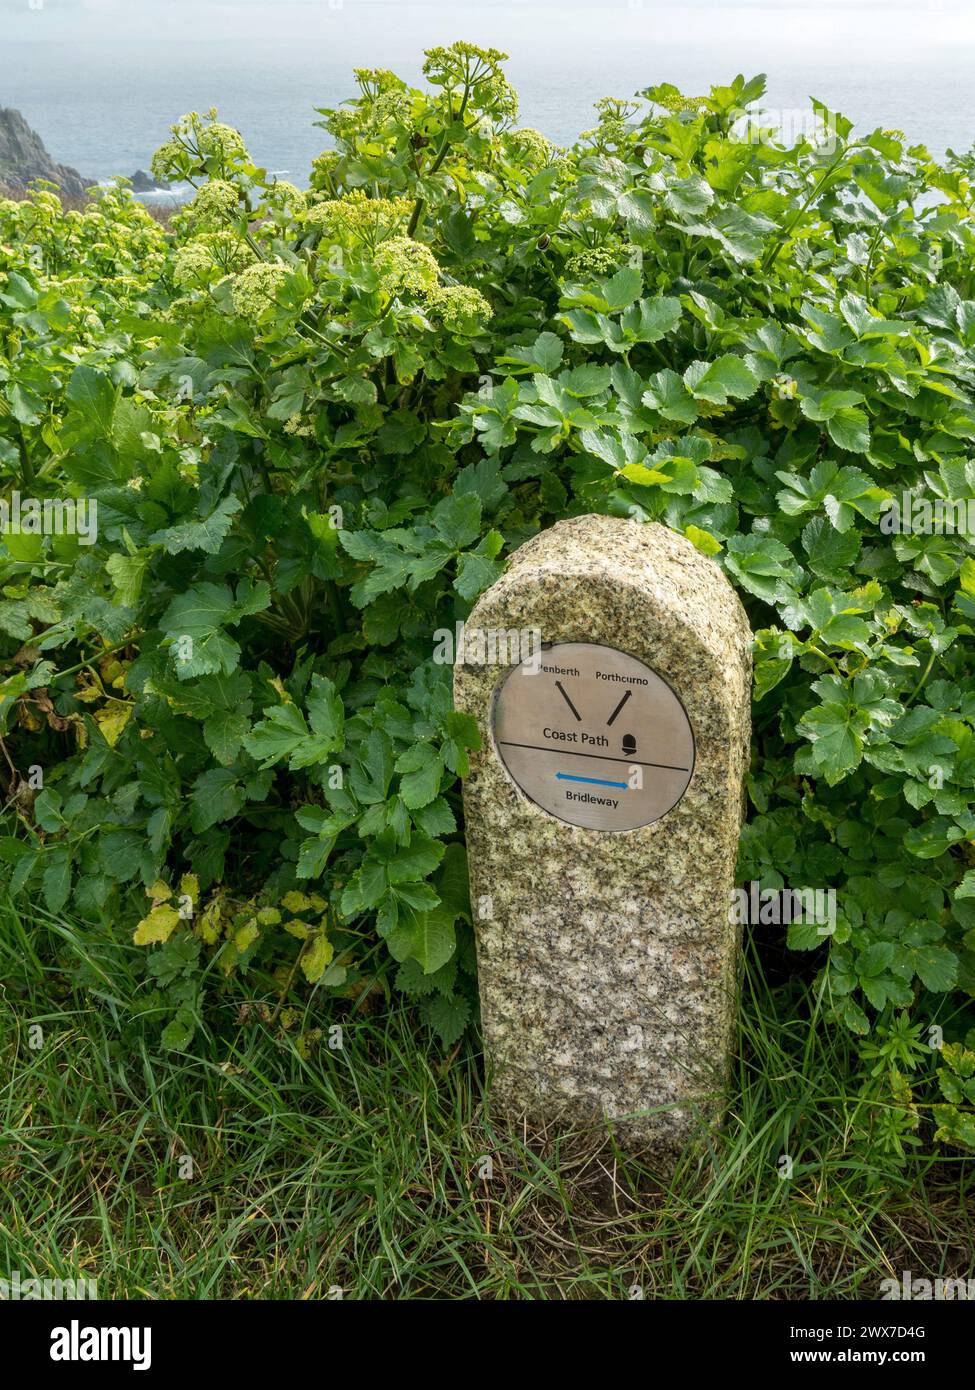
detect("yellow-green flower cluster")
(173, 232), (253, 289)
(483, 73), (517, 121)
(229, 261), (295, 321)
(580, 97), (643, 150)
(268, 180), (304, 204)
(173, 240), (217, 289)
(424, 284), (492, 330)
(373, 235), (440, 295)
(564, 246), (627, 279)
(310, 150), (341, 190)
(351, 66), (414, 125)
(151, 109), (250, 182)
(654, 91), (707, 114)
(353, 67), (406, 93)
(186, 180), (241, 229)
(283, 412), (315, 437)
(507, 127), (555, 168)
(323, 108), (364, 145)
(196, 120), (248, 163)
(425, 40), (509, 65)
(303, 190), (411, 246)
(150, 140), (184, 183)
(422, 42), (517, 121)
(162, 293), (209, 323)
(370, 90), (416, 128)
(262, 180), (306, 215)
(22, 189), (63, 219)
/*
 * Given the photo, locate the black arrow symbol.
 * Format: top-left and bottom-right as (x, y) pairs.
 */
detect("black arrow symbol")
(606, 689), (632, 726)
(554, 680), (582, 721)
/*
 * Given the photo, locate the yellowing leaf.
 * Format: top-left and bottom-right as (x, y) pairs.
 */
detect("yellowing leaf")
(281, 890), (312, 912)
(685, 524), (723, 556)
(234, 920), (259, 953)
(100, 657), (126, 689)
(197, 900), (223, 944)
(284, 917), (313, 940)
(179, 872), (199, 906)
(133, 904), (181, 945)
(94, 703), (133, 747)
(301, 934), (334, 983)
(621, 462), (670, 486)
(297, 1029), (323, 1059)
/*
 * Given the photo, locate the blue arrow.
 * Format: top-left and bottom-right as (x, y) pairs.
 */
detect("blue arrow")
(556, 773), (628, 789)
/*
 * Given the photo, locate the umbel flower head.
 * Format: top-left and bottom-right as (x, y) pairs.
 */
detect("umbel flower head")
(353, 67), (407, 95)
(310, 150), (341, 192)
(369, 90), (416, 130)
(564, 246), (629, 280)
(263, 180), (305, 211)
(344, 67), (416, 131)
(151, 109), (250, 182)
(230, 261), (296, 321)
(321, 107), (364, 145)
(196, 119), (248, 162)
(642, 83), (708, 115)
(173, 231), (254, 289)
(185, 180), (241, 229)
(373, 235), (440, 296)
(421, 42), (517, 121)
(303, 190), (412, 247)
(580, 96), (643, 150)
(506, 127), (555, 168)
(425, 284), (492, 331)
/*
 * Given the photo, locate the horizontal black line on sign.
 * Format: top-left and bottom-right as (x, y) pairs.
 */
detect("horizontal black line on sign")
(497, 741), (690, 773)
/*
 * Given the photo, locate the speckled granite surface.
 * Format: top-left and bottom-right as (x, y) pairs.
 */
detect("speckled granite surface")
(453, 515), (752, 1159)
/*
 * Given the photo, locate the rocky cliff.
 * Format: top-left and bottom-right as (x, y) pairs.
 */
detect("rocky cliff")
(0, 107), (93, 199)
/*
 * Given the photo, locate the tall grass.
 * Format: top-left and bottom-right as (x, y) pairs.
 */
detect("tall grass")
(0, 899), (971, 1299)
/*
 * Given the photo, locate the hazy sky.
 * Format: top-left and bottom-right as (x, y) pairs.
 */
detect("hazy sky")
(4, 0), (973, 175)
(3, 0), (975, 48)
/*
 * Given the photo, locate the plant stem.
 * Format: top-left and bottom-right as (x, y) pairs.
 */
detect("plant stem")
(52, 635), (144, 683)
(905, 650), (937, 707)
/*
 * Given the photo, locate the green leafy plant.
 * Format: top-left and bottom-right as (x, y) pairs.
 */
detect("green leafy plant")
(934, 1040), (975, 1149)
(2, 53), (975, 1114)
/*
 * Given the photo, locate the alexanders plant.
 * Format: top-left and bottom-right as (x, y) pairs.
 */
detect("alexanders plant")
(1, 51), (974, 1147)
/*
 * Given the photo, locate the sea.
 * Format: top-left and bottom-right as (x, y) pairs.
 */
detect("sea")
(2, 1), (974, 198)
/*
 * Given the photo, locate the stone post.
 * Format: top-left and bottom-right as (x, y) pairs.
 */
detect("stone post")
(453, 515), (752, 1158)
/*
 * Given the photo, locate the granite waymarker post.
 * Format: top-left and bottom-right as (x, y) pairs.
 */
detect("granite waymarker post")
(453, 515), (752, 1156)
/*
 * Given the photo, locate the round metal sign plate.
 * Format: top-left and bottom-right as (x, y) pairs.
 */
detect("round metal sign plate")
(491, 641), (695, 832)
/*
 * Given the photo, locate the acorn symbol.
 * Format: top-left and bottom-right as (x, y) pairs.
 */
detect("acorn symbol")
(621, 733), (637, 756)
